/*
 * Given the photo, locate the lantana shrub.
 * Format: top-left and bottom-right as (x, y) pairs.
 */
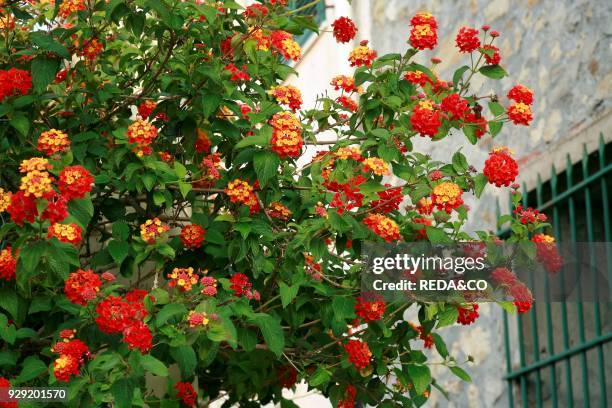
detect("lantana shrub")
(0, 2), (550, 407)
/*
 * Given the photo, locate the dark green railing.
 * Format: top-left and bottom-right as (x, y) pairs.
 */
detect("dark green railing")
(497, 134), (611, 407)
(288, 0), (326, 46)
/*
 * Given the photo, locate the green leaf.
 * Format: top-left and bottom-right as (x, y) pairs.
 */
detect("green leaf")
(156, 303), (187, 326)
(279, 282), (299, 308)
(30, 32), (70, 58)
(489, 121), (503, 137)
(253, 150), (280, 186)
(252, 313), (284, 357)
(31, 57), (59, 93)
(462, 124), (478, 145)
(108, 240), (129, 265)
(309, 367), (332, 387)
(449, 366), (472, 382)
(170, 346), (197, 378)
(207, 316), (238, 348)
(453, 65), (470, 86)
(142, 173), (156, 191)
(140, 355), (168, 377)
(451, 151), (468, 173)
(331, 297), (356, 321)
(178, 181), (192, 198)
(0, 324), (16, 344)
(432, 333), (449, 357)
(174, 162), (187, 179)
(202, 94), (222, 118)
(68, 197), (94, 228)
(16, 356), (47, 384)
(474, 174), (488, 198)
(19, 240), (48, 273)
(407, 364), (431, 395)
(436, 306), (458, 328)
(0, 288), (19, 321)
(488, 102), (505, 116)
(479, 65), (507, 79)
(235, 134), (269, 149)
(10, 114), (29, 136)
(111, 378), (134, 408)
(112, 221), (130, 240)
(425, 227), (454, 244)
(328, 211), (351, 233)
(0, 351), (17, 367)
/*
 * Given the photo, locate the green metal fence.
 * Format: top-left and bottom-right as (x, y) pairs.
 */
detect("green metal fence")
(498, 134), (611, 407)
(288, 0), (326, 46)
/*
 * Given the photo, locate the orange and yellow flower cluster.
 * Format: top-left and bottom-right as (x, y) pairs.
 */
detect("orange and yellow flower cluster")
(269, 111), (303, 158)
(431, 182), (464, 213)
(140, 218), (169, 244)
(38, 129), (70, 156)
(127, 120), (158, 156)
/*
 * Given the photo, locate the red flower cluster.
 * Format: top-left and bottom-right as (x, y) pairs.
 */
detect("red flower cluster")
(167, 267), (199, 292)
(491, 267), (517, 286)
(64, 269), (102, 305)
(52, 336), (90, 382)
(456, 304), (479, 325)
(411, 100), (441, 137)
(482, 44), (501, 65)
(278, 365), (298, 389)
(79, 38), (103, 60)
(513, 205), (547, 224)
(229, 273), (260, 300)
(332, 17), (358, 43)
(58, 165), (94, 200)
(416, 197), (433, 215)
(0, 247), (16, 281)
(0, 68), (32, 102)
(201, 276), (218, 296)
(508, 282), (533, 314)
(95, 292), (152, 352)
(268, 85), (302, 111)
(455, 26), (480, 53)
(483, 147), (519, 187)
(38, 129), (71, 156)
(267, 201), (292, 220)
(243, 3), (268, 18)
(507, 84), (535, 126)
(412, 217), (432, 240)
(58, 0), (86, 19)
(344, 339), (372, 369)
(355, 296), (386, 322)
(123, 321), (153, 354)
(140, 218), (170, 244)
(48, 223), (83, 246)
(225, 179), (260, 213)
(508, 84), (534, 105)
(269, 111), (303, 158)
(370, 185), (403, 213)
(6, 191), (37, 226)
(336, 95), (359, 112)
(532, 234), (563, 274)
(338, 385), (357, 408)
(180, 224), (206, 249)
(409, 12), (438, 50)
(348, 40), (377, 67)
(224, 63), (250, 82)
(431, 182), (464, 213)
(440, 93), (470, 120)
(197, 153), (222, 187)
(363, 213), (401, 242)
(270, 30), (301, 61)
(195, 129), (212, 153)
(0, 377), (17, 408)
(41, 192), (69, 224)
(138, 100), (157, 119)
(410, 323), (434, 348)
(127, 120), (158, 156)
(330, 75), (357, 93)
(174, 382), (197, 407)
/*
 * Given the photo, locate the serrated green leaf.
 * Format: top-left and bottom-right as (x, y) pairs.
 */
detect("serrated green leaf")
(253, 150), (280, 186)
(479, 65), (507, 79)
(140, 355), (168, 377)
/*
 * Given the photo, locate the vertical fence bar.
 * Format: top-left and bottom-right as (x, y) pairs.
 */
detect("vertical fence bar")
(536, 174), (558, 408)
(551, 165), (574, 406)
(523, 182), (542, 407)
(582, 145), (607, 407)
(566, 154), (590, 407)
(599, 135), (612, 300)
(498, 199), (515, 407)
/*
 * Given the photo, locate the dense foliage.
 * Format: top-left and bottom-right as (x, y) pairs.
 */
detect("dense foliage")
(0, 1), (551, 407)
